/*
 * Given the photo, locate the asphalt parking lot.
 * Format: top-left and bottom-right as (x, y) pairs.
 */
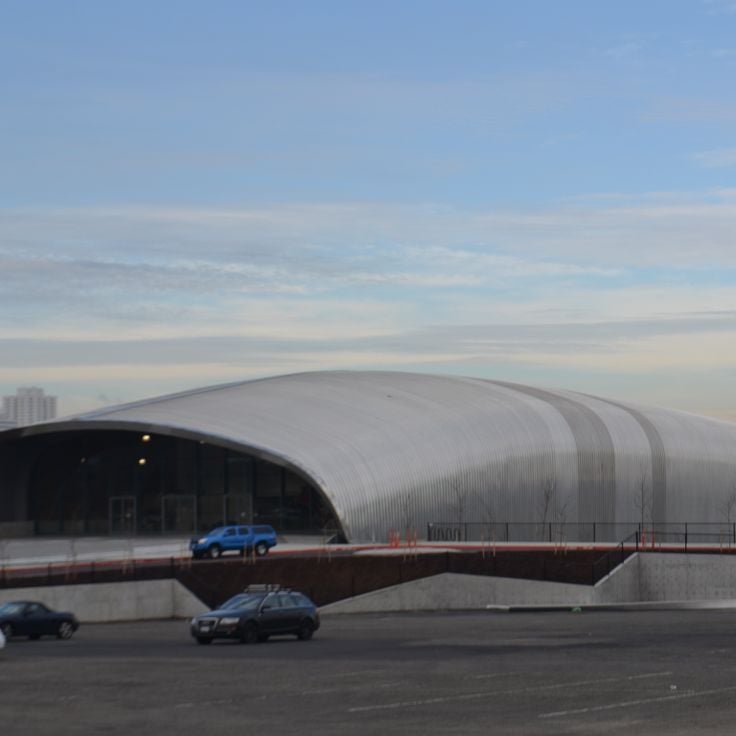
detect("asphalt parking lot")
(2, 610), (736, 735)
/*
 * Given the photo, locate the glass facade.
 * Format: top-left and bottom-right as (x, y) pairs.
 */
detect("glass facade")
(19, 430), (335, 536)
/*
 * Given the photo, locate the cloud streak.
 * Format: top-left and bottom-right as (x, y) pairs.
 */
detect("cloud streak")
(2, 192), (736, 418)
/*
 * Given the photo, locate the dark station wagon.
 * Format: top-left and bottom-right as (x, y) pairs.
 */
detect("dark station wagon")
(190, 585), (320, 645)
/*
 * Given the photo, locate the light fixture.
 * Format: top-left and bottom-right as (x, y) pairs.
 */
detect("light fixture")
(141, 434), (151, 443)
(138, 457), (147, 466)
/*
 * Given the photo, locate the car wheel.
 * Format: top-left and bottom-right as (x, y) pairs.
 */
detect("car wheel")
(297, 620), (314, 641)
(57, 621), (75, 640)
(195, 636), (213, 645)
(240, 623), (258, 644)
(208, 545), (221, 559)
(254, 541), (268, 556)
(1, 623), (13, 640)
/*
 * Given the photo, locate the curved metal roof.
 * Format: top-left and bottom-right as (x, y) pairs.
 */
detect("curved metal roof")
(12, 371), (736, 542)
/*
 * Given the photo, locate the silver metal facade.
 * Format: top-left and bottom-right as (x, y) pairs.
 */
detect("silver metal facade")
(23, 371), (736, 542)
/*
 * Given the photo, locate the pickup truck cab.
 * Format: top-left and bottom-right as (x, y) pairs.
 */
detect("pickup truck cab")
(190, 524), (278, 559)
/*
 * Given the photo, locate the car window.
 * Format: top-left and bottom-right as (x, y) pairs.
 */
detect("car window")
(262, 593), (281, 609)
(224, 528), (236, 536)
(238, 526), (251, 535)
(0, 602), (25, 615)
(218, 593), (264, 611)
(26, 603), (43, 615)
(276, 593), (295, 608)
(289, 593), (309, 607)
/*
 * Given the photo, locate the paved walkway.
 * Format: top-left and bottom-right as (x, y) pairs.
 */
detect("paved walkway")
(0, 535), (330, 568)
(0, 535), (647, 569)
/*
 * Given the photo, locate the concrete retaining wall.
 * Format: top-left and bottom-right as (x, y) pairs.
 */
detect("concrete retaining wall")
(4, 552), (736, 621)
(0, 580), (208, 623)
(321, 553), (736, 613)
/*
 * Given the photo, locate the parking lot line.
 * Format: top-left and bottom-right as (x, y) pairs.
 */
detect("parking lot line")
(539, 684), (736, 719)
(346, 671), (673, 713)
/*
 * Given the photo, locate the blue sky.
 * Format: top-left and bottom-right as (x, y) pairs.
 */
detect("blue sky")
(1, 1), (736, 419)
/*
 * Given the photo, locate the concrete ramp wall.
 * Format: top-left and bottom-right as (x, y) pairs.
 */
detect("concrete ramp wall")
(321, 553), (736, 613)
(4, 553), (736, 621)
(0, 579), (208, 623)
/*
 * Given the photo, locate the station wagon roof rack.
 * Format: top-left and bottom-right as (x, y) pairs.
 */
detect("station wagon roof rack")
(243, 584), (287, 593)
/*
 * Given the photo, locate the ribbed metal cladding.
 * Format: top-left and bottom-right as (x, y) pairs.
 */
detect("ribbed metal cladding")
(25, 371), (736, 542)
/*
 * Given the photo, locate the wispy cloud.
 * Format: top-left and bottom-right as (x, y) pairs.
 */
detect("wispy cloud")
(703, 0), (736, 15)
(2, 193), (736, 417)
(692, 147), (736, 167)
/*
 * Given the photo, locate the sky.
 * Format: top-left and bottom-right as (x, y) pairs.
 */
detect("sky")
(1, 0), (736, 420)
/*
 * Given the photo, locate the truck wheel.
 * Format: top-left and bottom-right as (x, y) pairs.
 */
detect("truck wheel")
(208, 545), (221, 559)
(255, 541), (268, 556)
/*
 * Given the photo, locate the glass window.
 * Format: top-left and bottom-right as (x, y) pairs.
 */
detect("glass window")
(263, 593), (281, 609)
(276, 593), (294, 608)
(218, 594), (264, 611)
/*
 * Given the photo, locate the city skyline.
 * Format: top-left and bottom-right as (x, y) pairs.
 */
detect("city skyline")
(1, 1), (735, 421)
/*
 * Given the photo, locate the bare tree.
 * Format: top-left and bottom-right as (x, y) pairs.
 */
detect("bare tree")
(717, 482), (736, 545)
(538, 476), (569, 545)
(632, 467), (652, 539)
(718, 484), (736, 524)
(448, 480), (468, 542)
(479, 483), (498, 553)
(538, 476), (557, 541)
(400, 489), (415, 537)
(399, 489), (418, 556)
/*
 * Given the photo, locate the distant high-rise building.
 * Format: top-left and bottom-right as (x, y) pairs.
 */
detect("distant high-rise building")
(2, 387), (57, 426)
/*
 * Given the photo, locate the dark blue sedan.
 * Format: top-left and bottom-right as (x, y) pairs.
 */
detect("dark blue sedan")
(0, 601), (79, 641)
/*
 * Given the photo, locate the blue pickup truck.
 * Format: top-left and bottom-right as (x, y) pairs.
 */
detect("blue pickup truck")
(190, 525), (278, 559)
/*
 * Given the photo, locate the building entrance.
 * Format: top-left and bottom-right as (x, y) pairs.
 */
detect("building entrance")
(108, 496), (136, 536)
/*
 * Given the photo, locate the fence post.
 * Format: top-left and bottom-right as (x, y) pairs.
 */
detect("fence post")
(635, 530), (639, 552)
(464, 522), (468, 542)
(427, 523), (432, 542)
(685, 523), (688, 552)
(505, 522), (509, 542)
(593, 522), (596, 544)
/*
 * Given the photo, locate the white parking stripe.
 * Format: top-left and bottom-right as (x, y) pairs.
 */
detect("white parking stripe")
(539, 684), (736, 719)
(347, 671), (673, 713)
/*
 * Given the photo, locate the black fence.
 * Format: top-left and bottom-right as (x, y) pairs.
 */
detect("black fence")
(426, 521), (736, 546)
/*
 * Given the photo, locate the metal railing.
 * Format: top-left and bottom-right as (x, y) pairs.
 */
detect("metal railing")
(426, 521), (736, 546)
